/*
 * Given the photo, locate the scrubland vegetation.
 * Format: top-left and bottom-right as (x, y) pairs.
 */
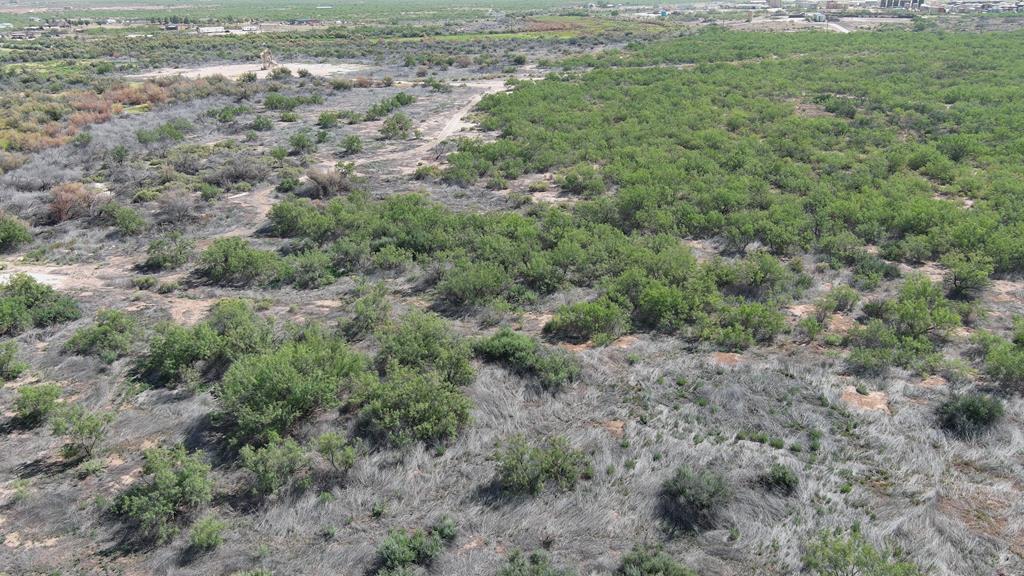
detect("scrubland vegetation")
(2, 4), (1024, 576)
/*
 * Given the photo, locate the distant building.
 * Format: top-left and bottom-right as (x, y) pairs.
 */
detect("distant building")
(197, 26), (227, 35)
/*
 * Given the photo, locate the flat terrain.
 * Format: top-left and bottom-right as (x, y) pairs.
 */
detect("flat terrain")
(2, 6), (1024, 576)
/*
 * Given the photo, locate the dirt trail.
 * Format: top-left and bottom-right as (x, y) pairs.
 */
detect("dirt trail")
(355, 78), (512, 174)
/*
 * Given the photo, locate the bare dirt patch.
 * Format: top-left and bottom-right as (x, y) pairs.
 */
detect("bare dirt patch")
(711, 351), (743, 366)
(828, 314), (857, 334)
(919, 375), (948, 389)
(599, 419), (626, 438)
(841, 385), (890, 414)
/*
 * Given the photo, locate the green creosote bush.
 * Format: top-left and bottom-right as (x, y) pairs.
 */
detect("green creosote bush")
(340, 134), (363, 156)
(14, 383), (61, 427)
(364, 92), (415, 121)
(760, 463), (799, 495)
(137, 298), (273, 388)
(499, 550), (575, 576)
(494, 435), (590, 495)
(198, 237), (285, 287)
(380, 112), (413, 140)
(802, 530), (924, 576)
(283, 249), (336, 289)
(316, 432), (357, 474)
(941, 251), (993, 300)
(144, 232), (195, 270)
(0, 214), (32, 251)
(240, 433), (309, 496)
(189, 515), (226, 552)
(375, 516), (457, 573)
(0, 340), (27, 381)
(65, 309), (137, 363)
(543, 297), (629, 345)
(251, 115), (273, 131)
(437, 260), (511, 307)
(342, 281), (391, 340)
(219, 328), (367, 444)
(289, 130), (317, 154)
(50, 405), (114, 459)
(0, 273), (81, 336)
(473, 328), (581, 391)
(616, 546), (697, 576)
(713, 301), (785, 351)
(318, 111), (340, 129)
(374, 310), (474, 387)
(556, 163), (605, 197)
(938, 393), (1003, 438)
(355, 364), (472, 447)
(115, 445), (213, 544)
(660, 465), (731, 529)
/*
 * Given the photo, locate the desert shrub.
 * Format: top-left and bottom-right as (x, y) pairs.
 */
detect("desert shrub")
(974, 330), (1024, 388)
(138, 322), (219, 388)
(364, 92), (416, 121)
(713, 252), (809, 303)
(306, 165), (356, 198)
(316, 432), (357, 474)
(50, 405), (114, 459)
(816, 285), (860, 318)
(380, 112), (413, 140)
(289, 130), (317, 154)
(376, 517), (456, 573)
(0, 214), (32, 251)
(803, 531), (924, 576)
(760, 463), (799, 495)
(660, 465), (731, 529)
(556, 164), (604, 197)
(50, 182), (101, 222)
(941, 251), (993, 300)
(189, 516), (226, 552)
(14, 383), (61, 427)
(137, 119), (192, 145)
(494, 435), (590, 495)
(938, 393), (1003, 438)
(714, 302), (785, 350)
(101, 203), (146, 235)
(240, 433), (309, 495)
(284, 250), (336, 289)
(437, 260), (511, 307)
(499, 550), (575, 576)
(0, 341), (27, 381)
(543, 297), (629, 344)
(115, 445), (213, 543)
(144, 232), (194, 270)
(473, 328), (580, 391)
(355, 365), (472, 446)
(375, 310), (474, 387)
(343, 281), (391, 340)
(0, 273), (81, 336)
(268, 197), (333, 241)
(616, 546), (696, 576)
(210, 104), (250, 123)
(340, 134), (363, 156)
(198, 238), (284, 286)
(219, 330), (367, 444)
(64, 309), (136, 363)
(251, 115), (273, 131)
(317, 111), (340, 129)
(137, 299), (272, 387)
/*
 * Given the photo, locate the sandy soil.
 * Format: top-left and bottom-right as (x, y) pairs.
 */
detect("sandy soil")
(129, 62), (369, 81)
(841, 385), (890, 414)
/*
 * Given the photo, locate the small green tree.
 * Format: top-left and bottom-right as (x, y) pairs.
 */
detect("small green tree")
(239, 433), (309, 496)
(50, 405), (114, 459)
(0, 340), (27, 381)
(316, 432), (357, 474)
(380, 112), (413, 140)
(14, 383), (61, 427)
(116, 445), (213, 543)
(65, 309), (137, 363)
(661, 465), (731, 529)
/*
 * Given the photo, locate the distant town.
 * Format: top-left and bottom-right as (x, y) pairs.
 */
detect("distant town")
(1, 0), (1020, 39)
